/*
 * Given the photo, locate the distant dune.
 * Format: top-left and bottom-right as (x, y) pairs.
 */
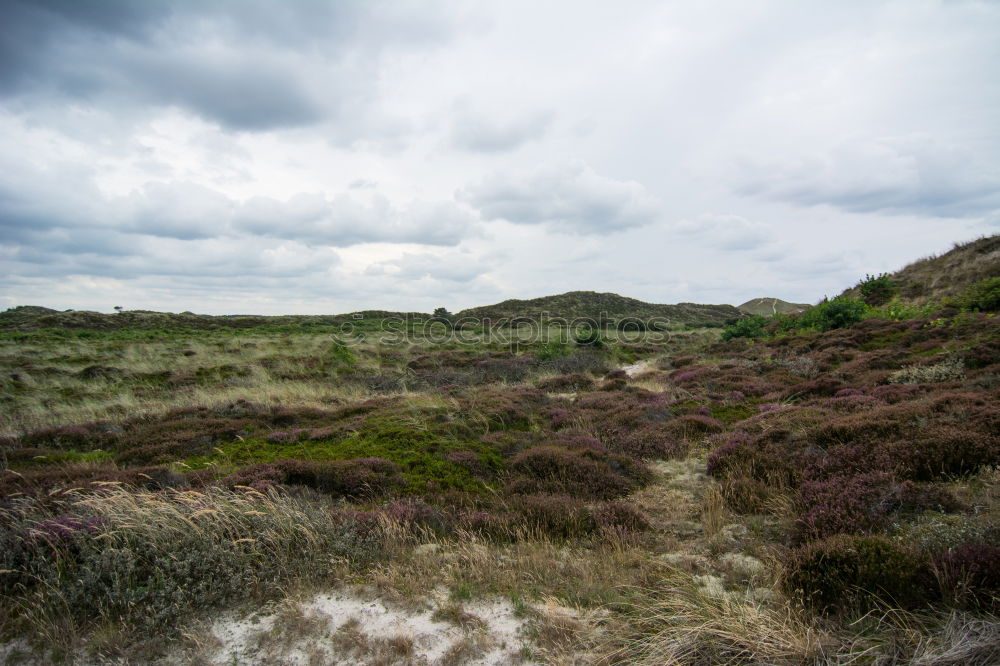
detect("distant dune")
(456, 291), (740, 327)
(737, 298), (811, 316)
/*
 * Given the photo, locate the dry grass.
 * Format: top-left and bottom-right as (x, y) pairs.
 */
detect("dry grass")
(599, 573), (833, 665)
(0, 487), (383, 659)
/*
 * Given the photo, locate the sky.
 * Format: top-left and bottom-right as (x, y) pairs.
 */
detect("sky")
(1, 0), (998, 315)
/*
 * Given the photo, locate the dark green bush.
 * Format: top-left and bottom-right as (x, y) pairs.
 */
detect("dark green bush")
(783, 534), (931, 613)
(952, 276), (1000, 312)
(573, 327), (605, 348)
(721, 315), (769, 341)
(796, 297), (871, 332)
(858, 273), (899, 306)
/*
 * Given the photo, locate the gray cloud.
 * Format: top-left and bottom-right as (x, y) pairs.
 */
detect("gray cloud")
(119, 182), (235, 240)
(234, 193), (478, 247)
(0, 159), (478, 249)
(735, 135), (1000, 218)
(451, 108), (553, 153)
(0, 0), (457, 132)
(3, 230), (340, 281)
(673, 215), (775, 252)
(368, 251), (487, 283)
(460, 163), (660, 234)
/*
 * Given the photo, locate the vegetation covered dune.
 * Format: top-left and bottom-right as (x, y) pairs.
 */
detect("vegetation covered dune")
(1, 236), (999, 664)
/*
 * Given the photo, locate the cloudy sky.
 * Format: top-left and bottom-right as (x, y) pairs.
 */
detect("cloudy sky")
(1, 0), (998, 315)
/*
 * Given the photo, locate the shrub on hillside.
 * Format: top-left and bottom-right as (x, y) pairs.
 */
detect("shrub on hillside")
(605, 422), (689, 459)
(721, 315), (769, 341)
(878, 480), (965, 515)
(781, 377), (845, 400)
(858, 273), (899, 306)
(573, 327), (605, 348)
(952, 276), (1000, 312)
(795, 297), (870, 332)
(783, 534), (932, 613)
(536, 339), (571, 361)
(663, 414), (725, 438)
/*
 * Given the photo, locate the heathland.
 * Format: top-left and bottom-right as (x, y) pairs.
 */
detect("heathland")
(1, 235), (998, 664)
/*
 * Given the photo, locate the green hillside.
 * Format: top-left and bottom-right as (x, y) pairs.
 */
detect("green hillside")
(456, 291), (739, 327)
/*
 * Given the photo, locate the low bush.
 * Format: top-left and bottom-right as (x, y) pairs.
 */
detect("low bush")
(952, 276), (1000, 312)
(592, 501), (651, 533)
(934, 542), (1000, 609)
(617, 423), (691, 459)
(858, 273), (898, 306)
(0, 489), (386, 635)
(505, 445), (642, 500)
(888, 357), (966, 385)
(795, 297), (871, 332)
(796, 473), (892, 541)
(217, 458), (405, 499)
(537, 373), (595, 392)
(721, 315), (769, 341)
(783, 534), (932, 613)
(511, 493), (596, 538)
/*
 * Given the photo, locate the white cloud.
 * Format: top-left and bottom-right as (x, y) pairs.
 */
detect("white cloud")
(673, 214), (775, 251)
(460, 162), (660, 234)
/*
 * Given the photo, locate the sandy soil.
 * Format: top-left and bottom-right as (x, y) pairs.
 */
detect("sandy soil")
(202, 589), (534, 665)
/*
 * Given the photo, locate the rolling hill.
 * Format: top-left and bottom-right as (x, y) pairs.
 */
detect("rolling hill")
(456, 291), (739, 327)
(737, 298), (811, 316)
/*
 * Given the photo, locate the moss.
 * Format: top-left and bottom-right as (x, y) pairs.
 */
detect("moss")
(710, 402), (756, 425)
(10, 449), (114, 469)
(186, 423), (504, 494)
(858, 330), (907, 351)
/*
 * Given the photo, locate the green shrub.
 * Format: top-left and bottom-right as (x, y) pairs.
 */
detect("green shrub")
(783, 534), (931, 613)
(879, 299), (938, 321)
(721, 315), (769, 341)
(796, 297), (870, 332)
(328, 337), (356, 367)
(858, 273), (898, 306)
(536, 338), (571, 361)
(573, 327), (605, 348)
(952, 277), (1000, 312)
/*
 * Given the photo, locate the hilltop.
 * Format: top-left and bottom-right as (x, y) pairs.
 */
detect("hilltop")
(737, 297), (810, 316)
(841, 234), (1000, 304)
(456, 291), (739, 327)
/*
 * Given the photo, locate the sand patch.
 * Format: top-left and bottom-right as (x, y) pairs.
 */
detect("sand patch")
(204, 589), (533, 665)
